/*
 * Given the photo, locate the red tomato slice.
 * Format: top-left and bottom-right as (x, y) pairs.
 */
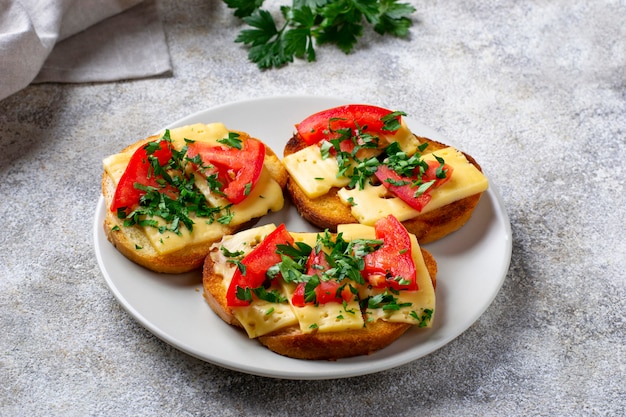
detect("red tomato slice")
(305, 248), (330, 276)
(295, 104), (402, 145)
(226, 224), (295, 307)
(291, 283), (306, 307)
(186, 138), (265, 204)
(292, 249), (352, 307)
(110, 140), (175, 213)
(292, 280), (351, 307)
(374, 160), (454, 212)
(363, 215), (418, 291)
(315, 281), (345, 305)
(423, 159), (453, 189)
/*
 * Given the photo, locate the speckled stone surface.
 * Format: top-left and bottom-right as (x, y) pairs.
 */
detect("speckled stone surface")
(1, 1), (624, 415)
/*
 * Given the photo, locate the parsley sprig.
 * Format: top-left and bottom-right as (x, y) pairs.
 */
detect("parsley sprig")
(217, 132), (243, 149)
(224, 0), (416, 69)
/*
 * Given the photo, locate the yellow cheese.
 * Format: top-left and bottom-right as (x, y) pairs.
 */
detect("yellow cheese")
(102, 123), (285, 255)
(214, 223), (277, 259)
(211, 224), (277, 306)
(337, 147), (489, 225)
(102, 152), (131, 186)
(232, 301), (300, 339)
(419, 147), (489, 210)
(283, 145), (351, 198)
(166, 122), (230, 149)
(284, 128), (488, 225)
(335, 223), (377, 240)
(142, 216), (232, 255)
(384, 119), (421, 155)
(285, 286), (364, 334)
(210, 224), (300, 339)
(363, 234), (435, 326)
(338, 183), (416, 225)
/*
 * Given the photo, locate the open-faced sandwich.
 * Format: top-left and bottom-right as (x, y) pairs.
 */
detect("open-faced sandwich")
(102, 123), (288, 273)
(283, 105), (489, 243)
(202, 214), (436, 360)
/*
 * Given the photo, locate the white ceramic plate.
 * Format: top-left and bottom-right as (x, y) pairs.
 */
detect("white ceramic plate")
(94, 96), (512, 380)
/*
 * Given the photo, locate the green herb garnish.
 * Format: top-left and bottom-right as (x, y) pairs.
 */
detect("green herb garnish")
(410, 308), (433, 327)
(217, 132), (243, 149)
(226, 0), (416, 69)
(120, 132), (233, 234)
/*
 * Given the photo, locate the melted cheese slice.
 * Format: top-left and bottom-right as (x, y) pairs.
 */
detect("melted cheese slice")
(167, 123), (230, 148)
(282, 145), (351, 198)
(286, 285), (365, 334)
(387, 119), (422, 155)
(102, 123), (284, 255)
(338, 147), (489, 225)
(211, 224), (300, 339)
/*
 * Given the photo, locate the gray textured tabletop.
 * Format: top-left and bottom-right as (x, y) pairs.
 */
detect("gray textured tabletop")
(1, 1), (624, 416)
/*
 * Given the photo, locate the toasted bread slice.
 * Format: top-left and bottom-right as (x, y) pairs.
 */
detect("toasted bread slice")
(283, 133), (484, 244)
(202, 226), (437, 360)
(102, 127), (288, 274)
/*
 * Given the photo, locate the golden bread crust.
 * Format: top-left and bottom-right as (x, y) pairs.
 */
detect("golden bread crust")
(102, 132), (287, 274)
(258, 320), (411, 360)
(202, 245), (437, 360)
(283, 133), (484, 244)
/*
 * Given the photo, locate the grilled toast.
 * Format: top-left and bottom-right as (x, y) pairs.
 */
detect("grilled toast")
(284, 133), (484, 243)
(102, 123), (288, 273)
(202, 219), (437, 360)
(282, 105), (488, 243)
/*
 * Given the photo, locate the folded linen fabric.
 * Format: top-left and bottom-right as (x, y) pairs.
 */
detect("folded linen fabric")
(0, 0), (171, 101)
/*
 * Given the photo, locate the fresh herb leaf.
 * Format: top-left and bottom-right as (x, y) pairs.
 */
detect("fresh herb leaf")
(217, 206), (235, 224)
(236, 9), (293, 69)
(223, 0), (264, 18)
(363, 291), (411, 311)
(243, 182), (252, 196)
(413, 179), (435, 197)
(381, 110), (406, 131)
(319, 140), (333, 159)
(433, 154), (448, 179)
(410, 308), (433, 327)
(384, 141), (428, 177)
(253, 287), (288, 303)
(228, 0), (415, 69)
(230, 259), (247, 275)
(347, 156), (380, 190)
(217, 132), (243, 149)
(371, 0), (414, 37)
(236, 286), (253, 302)
(220, 246), (245, 259)
(385, 177), (410, 187)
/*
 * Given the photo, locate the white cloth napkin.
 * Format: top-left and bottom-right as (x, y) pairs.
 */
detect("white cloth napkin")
(0, 0), (171, 101)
